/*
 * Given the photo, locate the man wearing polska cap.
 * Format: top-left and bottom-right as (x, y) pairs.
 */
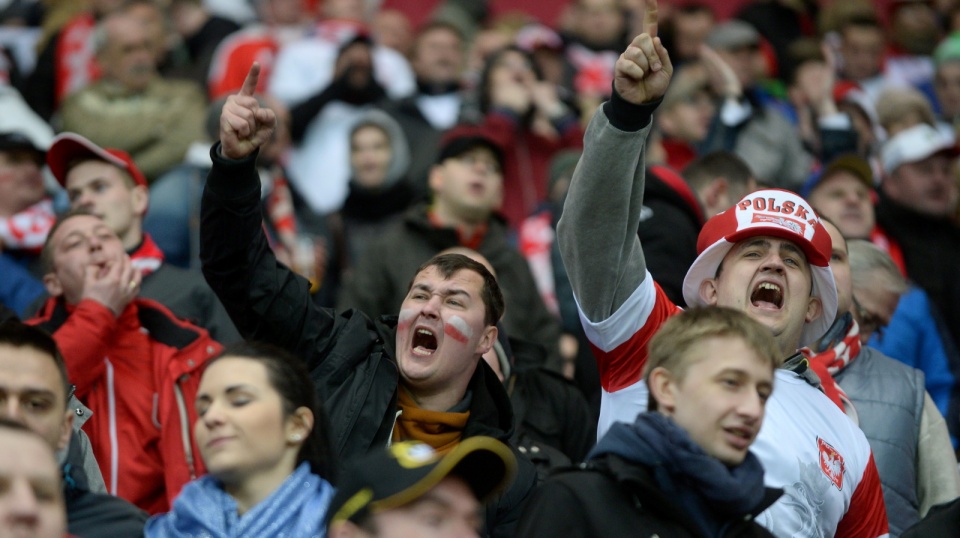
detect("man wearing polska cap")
(555, 7), (889, 538)
(327, 436), (516, 538)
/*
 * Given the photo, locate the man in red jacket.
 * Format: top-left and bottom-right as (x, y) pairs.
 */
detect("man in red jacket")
(28, 210), (222, 514)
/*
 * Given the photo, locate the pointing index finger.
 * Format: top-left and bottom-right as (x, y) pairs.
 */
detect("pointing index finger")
(644, 0), (658, 38)
(240, 62), (261, 97)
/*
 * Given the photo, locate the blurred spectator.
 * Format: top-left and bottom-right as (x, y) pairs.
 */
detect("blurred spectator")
(165, 0), (240, 88)
(875, 86), (941, 138)
(335, 110), (415, 274)
(28, 210), (223, 514)
(834, 82), (885, 165)
(284, 35), (391, 214)
(0, 320), (147, 537)
(639, 153), (756, 307)
(0, 86), (54, 315)
(933, 33), (960, 137)
(338, 125), (564, 370)
(560, 0), (626, 100)
(371, 8), (413, 56)
(267, 1), (414, 107)
(834, 9), (887, 102)
(206, 0), (312, 100)
(802, 155), (960, 443)
(146, 95), (338, 309)
(884, 0), (941, 91)
(698, 20), (818, 190)
(877, 123), (960, 370)
(737, 0), (819, 82)
(515, 23), (566, 88)
(655, 62), (716, 170)
(145, 342), (336, 537)
(0, 418), (67, 538)
(783, 38), (859, 165)
(471, 45), (583, 230)
(380, 21), (467, 194)
(22, 0), (124, 121)
(45, 133), (241, 343)
(848, 239), (960, 449)
(326, 437), (515, 538)
(60, 11), (207, 182)
(659, 1), (716, 68)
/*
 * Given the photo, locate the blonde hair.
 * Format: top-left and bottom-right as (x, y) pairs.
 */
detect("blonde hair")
(644, 306), (782, 410)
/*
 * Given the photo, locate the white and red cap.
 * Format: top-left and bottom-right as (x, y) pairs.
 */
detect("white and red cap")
(46, 133), (148, 189)
(681, 188), (838, 347)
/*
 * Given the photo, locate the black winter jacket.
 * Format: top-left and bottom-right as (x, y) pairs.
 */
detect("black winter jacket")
(200, 146), (538, 537)
(517, 454), (780, 538)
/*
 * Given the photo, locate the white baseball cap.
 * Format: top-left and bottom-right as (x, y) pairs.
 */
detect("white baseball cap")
(881, 123), (959, 174)
(682, 188), (838, 347)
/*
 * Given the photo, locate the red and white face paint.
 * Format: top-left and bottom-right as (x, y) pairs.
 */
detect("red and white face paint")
(394, 266), (493, 401)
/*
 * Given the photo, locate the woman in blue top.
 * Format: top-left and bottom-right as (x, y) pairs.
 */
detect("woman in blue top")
(146, 341), (337, 537)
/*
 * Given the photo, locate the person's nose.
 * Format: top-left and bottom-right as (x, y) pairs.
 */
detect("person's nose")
(759, 252), (786, 274)
(738, 390), (764, 423)
(0, 396), (23, 422)
(421, 294), (442, 318)
(6, 478), (40, 528)
(200, 400), (225, 429)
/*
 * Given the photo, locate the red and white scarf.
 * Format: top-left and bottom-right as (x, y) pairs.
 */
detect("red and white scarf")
(129, 234), (165, 277)
(0, 198), (55, 253)
(800, 314), (862, 417)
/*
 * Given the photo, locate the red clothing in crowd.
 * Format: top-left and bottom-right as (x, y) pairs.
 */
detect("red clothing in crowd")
(28, 298), (221, 514)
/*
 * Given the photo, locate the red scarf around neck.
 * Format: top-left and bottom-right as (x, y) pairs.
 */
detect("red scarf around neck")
(800, 314), (862, 415)
(129, 234), (165, 277)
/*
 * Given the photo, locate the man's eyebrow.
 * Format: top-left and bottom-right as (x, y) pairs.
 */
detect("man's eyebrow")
(780, 242), (807, 260)
(737, 238), (771, 251)
(411, 283), (473, 298)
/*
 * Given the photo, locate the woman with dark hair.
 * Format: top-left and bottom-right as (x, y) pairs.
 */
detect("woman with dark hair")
(145, 342), (336, 537)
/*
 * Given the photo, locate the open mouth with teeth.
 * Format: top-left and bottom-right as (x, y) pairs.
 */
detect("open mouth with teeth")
(412, 328), (438, 356)
(751, 282), (783, 309)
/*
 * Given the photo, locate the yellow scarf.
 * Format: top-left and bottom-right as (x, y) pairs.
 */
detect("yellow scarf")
(392, 388), (469, 454)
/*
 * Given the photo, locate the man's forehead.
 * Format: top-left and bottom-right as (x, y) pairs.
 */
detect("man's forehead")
(413, 267), (484, 292)
(0, 346), (62, 389)
(65, 159), (125, 186)
(53, 215), (115, 242)
(735, 235), (806, 254)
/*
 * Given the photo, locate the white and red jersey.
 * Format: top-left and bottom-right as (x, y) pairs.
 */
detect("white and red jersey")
(584, 271), (889, 538)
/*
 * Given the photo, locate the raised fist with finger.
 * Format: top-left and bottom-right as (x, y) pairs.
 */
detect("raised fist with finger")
(220, 63), (277, 160)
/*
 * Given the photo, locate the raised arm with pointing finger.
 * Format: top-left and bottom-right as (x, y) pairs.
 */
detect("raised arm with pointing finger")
(558, 6), (674, 326)
(200, 64), (538, 537)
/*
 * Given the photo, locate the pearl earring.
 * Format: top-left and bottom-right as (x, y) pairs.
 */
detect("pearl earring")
(290, 434), (302, 442)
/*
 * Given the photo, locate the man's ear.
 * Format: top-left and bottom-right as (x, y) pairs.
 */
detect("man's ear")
(699, 279), (719, 306)
(130, 185), (149, 218)
(805, 296), (823, 323)
(475, 324), (497, 357)
(647, 367), (677, 415)
(702, 177), (729, 213)
(57, 409), (75, 453)
(427, 164), (444, 194)
(43, 273), (64, 298)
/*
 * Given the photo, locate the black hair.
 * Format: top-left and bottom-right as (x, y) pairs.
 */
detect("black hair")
(408, 253), (505, 327)
(209, 341), (338, 484)
(0, 320), (70, 405)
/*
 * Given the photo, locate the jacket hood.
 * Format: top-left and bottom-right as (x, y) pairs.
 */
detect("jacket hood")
(350, 109), (411, 189)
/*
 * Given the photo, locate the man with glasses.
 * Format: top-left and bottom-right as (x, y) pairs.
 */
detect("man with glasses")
(806, 221), (960, 535)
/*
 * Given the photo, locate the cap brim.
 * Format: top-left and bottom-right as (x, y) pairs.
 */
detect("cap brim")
(683, 239), (838, 347)
(47, 133), (129, 186)
(370, 436), (517, 513)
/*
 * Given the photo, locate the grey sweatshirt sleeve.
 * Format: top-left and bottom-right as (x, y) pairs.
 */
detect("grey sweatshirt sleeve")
(556, 91), (659, 323)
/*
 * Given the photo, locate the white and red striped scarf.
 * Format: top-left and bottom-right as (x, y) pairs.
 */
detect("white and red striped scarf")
(800, 313), (863, 419)
(0, 198), (55, 253)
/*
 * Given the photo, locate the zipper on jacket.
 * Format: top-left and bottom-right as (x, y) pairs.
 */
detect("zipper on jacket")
(173, 376), (197, 480)
(105, 358), (119, 495)
(387, 409), (402, 447)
